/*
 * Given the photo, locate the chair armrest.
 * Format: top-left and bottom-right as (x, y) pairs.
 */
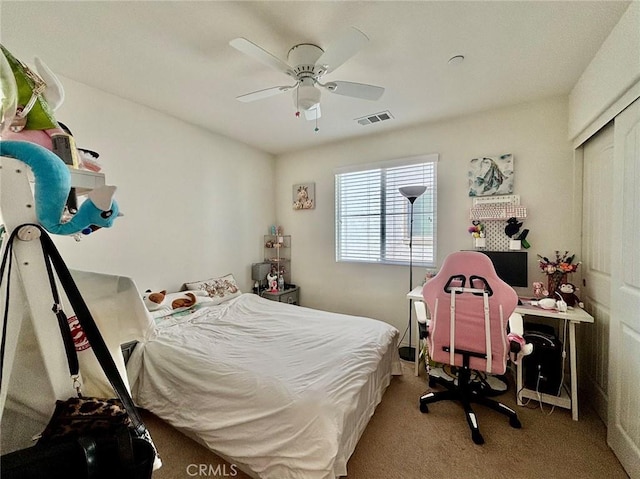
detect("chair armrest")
(508, 312), (524, 335)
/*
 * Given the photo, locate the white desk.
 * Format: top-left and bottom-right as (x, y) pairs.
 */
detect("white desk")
(513, 301), (594, 421)
(407, 286), (427, 376)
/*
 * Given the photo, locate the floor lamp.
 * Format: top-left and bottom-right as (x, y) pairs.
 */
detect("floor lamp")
(398, 185), (427, 362)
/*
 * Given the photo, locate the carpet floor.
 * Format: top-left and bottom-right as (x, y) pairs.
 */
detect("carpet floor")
(142, 361), (628, 479)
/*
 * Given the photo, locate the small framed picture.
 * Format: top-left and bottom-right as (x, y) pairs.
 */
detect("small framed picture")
(292, 182), (315, 210)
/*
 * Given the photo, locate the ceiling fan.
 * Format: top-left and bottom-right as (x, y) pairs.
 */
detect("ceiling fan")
(229, 27), (384, 121)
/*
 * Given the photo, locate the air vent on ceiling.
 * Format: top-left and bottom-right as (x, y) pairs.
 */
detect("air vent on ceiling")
(355, 110), (394, 126)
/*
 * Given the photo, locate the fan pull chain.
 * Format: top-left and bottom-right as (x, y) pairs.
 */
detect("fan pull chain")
(295, 88), (300, 118)
(315, 114), (319, 132)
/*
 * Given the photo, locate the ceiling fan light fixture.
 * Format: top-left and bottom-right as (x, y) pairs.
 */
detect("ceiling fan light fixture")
(295, 82), (321, 111)
(231, 27), (384, 119)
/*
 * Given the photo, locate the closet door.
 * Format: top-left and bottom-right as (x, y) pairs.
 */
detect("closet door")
(609, 97), (640, 478)
(581, 121), (614, 423)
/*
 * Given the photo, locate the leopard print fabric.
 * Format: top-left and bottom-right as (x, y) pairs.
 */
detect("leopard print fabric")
(38, 397), (131, 443)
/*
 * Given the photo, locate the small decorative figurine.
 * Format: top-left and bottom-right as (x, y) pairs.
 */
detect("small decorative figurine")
(532, 281), (545, 299)
(267, 271), (278, 292)
(504, 217), (523, 238)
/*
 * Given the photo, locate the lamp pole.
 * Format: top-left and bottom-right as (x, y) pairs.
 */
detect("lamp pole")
(398, 186), (427, 362)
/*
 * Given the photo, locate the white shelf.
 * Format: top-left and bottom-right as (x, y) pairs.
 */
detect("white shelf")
(264, 235), (291, 286)
(70, 168), (105, 195)
(26, 166), (105, 196)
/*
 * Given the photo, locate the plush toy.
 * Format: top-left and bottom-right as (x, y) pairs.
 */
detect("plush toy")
(0, 140), (121, 235)
(532, 281), (546, 299)
(144, 290), (205, 312)
(507, 312), (533, 363)
(504, 217), (523, 238)
(267, 271), (278, 292)
(171, 293), (197, 309)
(0, 46), (121, 236)
(507, 332), (534, 363)
(2, 47), (100, 172)
(0, 45), (71, 152)
(1, 45), (59, 133)
(144, 290), (167, 311)
(557, 282), (583, 308)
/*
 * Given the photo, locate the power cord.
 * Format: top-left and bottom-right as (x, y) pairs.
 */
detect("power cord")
(398, 323), (410, 347)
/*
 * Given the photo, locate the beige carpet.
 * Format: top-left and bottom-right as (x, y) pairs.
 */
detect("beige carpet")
(143, 361), (628, 479)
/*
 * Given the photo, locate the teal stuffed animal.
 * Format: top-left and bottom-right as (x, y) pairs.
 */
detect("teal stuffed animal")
(0, 140), (121, 235)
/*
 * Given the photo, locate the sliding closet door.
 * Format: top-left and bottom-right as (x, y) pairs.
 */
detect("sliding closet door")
(608, 98), (640, 478)
(581, 121), (614, 423)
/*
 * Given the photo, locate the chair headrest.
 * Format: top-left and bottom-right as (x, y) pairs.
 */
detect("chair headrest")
(424, 251), (517, 306)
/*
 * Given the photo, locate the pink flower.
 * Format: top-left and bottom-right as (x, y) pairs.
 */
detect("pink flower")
(537, 251), (581, 276)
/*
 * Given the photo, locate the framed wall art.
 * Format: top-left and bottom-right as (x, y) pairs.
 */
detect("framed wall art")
(293, 182), (315, 210)
(468, 153), (514, 197)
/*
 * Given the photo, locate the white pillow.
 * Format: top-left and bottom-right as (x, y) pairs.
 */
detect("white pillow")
(181, 274), (242, 305)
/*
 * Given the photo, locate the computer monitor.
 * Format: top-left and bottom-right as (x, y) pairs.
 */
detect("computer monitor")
(478, 251), (528, 288)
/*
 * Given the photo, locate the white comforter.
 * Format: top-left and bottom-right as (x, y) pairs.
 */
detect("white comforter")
(127, 293), (401, 479)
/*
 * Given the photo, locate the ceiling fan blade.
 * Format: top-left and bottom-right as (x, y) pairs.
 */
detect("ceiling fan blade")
(304, 104), (321, 121)
(325, 81), (384, 101)
(315, 27), (369, 74)
(229, 38), (294, 76)
(236, 85), (296, 103)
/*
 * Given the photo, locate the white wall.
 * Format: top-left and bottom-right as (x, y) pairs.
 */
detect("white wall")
(51, 76), (275, 293)
(275, 96), (579, 340)
(567, 3), (640, 427)
(3, 75), (578, 342)
(569, 1), (640, 141)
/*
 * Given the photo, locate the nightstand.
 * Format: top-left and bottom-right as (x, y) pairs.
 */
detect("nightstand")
(260, 286), (299, 305)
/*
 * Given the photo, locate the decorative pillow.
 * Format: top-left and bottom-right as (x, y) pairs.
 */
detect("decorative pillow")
(181, 274), (242, 305)
(143, 290), (167, 312)
(143, 290), (212, 313)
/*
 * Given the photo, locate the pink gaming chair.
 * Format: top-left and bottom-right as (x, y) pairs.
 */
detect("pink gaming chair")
(419, 251), (522, 444)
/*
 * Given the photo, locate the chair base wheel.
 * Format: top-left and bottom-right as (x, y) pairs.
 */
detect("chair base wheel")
(471, 430), (484, 445)
(419, 363), (523, 445)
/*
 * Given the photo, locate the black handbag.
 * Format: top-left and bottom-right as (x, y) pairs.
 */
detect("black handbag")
(0, 224), (158, 479)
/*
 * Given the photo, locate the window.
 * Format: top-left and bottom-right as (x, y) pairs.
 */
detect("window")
(335, 154), (437, 266)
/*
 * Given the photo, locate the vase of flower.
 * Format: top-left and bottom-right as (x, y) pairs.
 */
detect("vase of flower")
(547, 272), (567, 297)
(469, 221), (485, 249)
(474, 237), (486, 248)
(537, 251), (580, 298)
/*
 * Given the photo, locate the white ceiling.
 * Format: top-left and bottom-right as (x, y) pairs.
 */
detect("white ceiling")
(0, 1), (631, 156)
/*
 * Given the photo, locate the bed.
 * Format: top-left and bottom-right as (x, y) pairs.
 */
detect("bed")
(126, 285), (402, 479)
